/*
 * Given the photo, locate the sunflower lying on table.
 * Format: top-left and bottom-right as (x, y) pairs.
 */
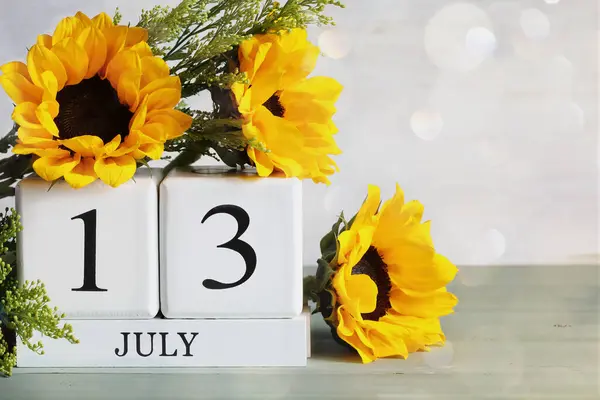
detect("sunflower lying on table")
(305, 184), (458, 363)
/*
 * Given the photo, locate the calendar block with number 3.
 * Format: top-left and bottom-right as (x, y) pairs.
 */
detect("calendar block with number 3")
(160, 168), (303, 318)
(16, 170), (160, 319)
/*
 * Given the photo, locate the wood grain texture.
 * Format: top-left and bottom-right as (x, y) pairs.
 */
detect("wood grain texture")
(2, 265), (599, 399)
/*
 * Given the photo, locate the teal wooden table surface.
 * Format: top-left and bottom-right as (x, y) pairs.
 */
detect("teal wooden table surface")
(1, 265), (598, 399)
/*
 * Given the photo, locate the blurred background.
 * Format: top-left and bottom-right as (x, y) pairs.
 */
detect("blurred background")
(0, 0), (597, 268)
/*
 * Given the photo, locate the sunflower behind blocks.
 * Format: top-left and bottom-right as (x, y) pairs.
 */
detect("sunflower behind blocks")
(0, 11), (192, 189)
(309, 184), (458, 363)
(232, 29), (343, 184)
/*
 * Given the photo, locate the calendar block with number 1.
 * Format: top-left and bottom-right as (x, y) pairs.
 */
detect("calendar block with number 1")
(15, 170), (160, 319)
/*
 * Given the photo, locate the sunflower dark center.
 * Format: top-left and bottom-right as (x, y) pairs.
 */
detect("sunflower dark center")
(263, 93), (285, 117)
(54, 76), (133, 143)
(351, 246), (392, 321)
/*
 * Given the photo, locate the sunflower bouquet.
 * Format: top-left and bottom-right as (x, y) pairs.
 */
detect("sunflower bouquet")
(0, 0), (345, 376)
(0, 0), (457, 376)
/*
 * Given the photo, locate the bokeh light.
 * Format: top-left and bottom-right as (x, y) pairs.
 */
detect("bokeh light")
(410, 109), (443, 141)
(520, 8), (550, 40)
(424, 3), (495, 71)
(465, 27), (497, 59)
(318, 29), (352, 59)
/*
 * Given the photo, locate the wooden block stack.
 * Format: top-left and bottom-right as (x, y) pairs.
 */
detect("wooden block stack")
(15, 168), (308, 368)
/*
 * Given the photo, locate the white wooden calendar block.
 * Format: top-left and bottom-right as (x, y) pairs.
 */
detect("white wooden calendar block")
(16, 311), (309, 367)
(160, 167), (303, 318)
(15, 169), (160, 319)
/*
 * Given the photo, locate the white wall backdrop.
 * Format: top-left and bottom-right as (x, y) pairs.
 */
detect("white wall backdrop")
(0, 0), (597, 267)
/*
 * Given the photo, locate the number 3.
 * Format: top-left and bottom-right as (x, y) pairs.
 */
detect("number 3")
(201, 205), (257, 290)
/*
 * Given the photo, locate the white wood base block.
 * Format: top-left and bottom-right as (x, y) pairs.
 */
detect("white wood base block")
(16, 313), (309, 368)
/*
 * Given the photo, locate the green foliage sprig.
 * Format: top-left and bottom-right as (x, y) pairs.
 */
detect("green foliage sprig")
(0, 209), (78, 377)
(137, 0), (344, 169)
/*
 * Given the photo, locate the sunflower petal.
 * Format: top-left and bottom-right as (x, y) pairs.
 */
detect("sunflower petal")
(238, 37), (260, 79)
(76, 26), (107, 79)
(335, 306), (377, 363)
(12, 102), (42, 129)
(139, 123), (166, 143)
(147, 88), (180, 111)
(346, 274), (378, 314)
(249, 106), (305, 176)
(248, 147), (274, 177)
(379, 314), (446, 352)
(64, 157), (98, 188)
(129, 96), (148, 131)
(280, 44), (320, 89)
(128, 41), (153, 58)
(39, 71), (58, 102)
(52, 16), (85, 46)
(367, 326), (409, 360)
(337, 225), (376, 268)
(33, 153), (80, 182)
(94, 155), (136, 187)
(390, 253), (458, 292)
(75, 11), (93, 26)
(125, 27), (149, 47)
(91, 12), (113, 30)
(248, 68), (282, 109)
(1, 61), (31, 79)
(27, 44), (68, 90)
(35, 101), (60, 136)
(280, 76), (343, 104)
(354, 184), (381, 227)
(144, 112), (185, 140)
(100, 26), (128, 76)
(140, 56), (170, 88)
(13, 143), (63, 156)
(117, 68), (141, 111)
(105, 49), (140, 92)
(0, 73), (43, 104)
(37, 34), (53, 49)
(60, 135), (104, 157)
(139, 76), (180, 100)
(134, 142), (164, 160)
(147, 109), (192, 132)
(390, 288), (457, 318)
(51, 37), (89, 86)
(15, 136), (57, 147)
(18, 126), (53, 141)
(336, 305), (356, 336)
(283, 98), (337, 125)
(107, 132), (140, 157)
(97, 135), (121, 157)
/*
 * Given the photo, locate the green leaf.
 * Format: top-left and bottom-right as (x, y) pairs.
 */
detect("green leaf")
(0, 124), (17, 154)
(302, 275), (319, 305)
(315, 258), (334, 292)
(162, 149), (202, 179)
(319, 212), (346, 257)
(213, 145), (250, 168)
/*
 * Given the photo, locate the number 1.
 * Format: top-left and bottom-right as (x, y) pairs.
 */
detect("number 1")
(71, 209), (106, 292)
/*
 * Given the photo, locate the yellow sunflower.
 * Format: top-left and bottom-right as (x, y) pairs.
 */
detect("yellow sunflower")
(321, 184), (458, 363)
(0, 11), (192, 188)
(231, 28), (343, 184)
